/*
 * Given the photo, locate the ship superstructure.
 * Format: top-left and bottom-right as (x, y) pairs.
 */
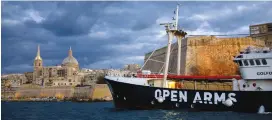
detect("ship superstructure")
(233, 47), (272, 91)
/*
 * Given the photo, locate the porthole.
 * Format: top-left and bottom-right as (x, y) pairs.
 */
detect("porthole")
(253, 83), (256, 87)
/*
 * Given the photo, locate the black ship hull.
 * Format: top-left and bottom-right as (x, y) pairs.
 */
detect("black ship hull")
(105, 78), (272, 113)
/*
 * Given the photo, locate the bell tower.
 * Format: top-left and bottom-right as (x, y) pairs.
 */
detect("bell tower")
(34, 44), (43, 69)
(33, 45), (43, 84)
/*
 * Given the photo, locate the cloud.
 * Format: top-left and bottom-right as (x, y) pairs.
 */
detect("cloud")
(85, 55), (144, 69)
(2, 1), (272, 74)
(3, 64), (33, 73)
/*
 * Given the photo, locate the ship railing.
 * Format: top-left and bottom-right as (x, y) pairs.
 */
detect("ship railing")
(137, 73), (242, 81)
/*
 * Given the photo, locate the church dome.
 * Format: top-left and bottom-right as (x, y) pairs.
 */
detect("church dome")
(62, 47), (79, 66)
(62, 56), (78, 65)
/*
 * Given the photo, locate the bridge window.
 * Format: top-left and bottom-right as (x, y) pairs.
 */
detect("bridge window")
(249, 60), (255, 65)
(238, 60), (243, 66)
(262, 59), (267, 65)
(255, 59), (261, 65)
(237, 55), (243, 58)
(243, 60), (249, 66)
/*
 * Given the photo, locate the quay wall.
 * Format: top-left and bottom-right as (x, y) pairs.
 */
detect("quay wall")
(2, 84), (112, 100)
(14, 86), (93, 99)
(91, 84), (112, 100)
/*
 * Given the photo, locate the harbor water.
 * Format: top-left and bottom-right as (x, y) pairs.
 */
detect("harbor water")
(2, 102), (272, 120)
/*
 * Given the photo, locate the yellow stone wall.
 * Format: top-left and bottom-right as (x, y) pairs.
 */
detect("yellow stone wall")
(185, 36), (265, 76)
(91, 84), (112, 100)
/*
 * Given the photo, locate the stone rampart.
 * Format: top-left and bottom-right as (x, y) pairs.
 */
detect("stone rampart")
(143, 36), (265, 76)
(13, 86), (92, 99)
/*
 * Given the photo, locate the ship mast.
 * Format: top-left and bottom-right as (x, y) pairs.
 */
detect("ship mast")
(160, 4), (187, 88)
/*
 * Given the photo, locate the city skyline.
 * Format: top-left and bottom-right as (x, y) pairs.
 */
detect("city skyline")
(2, 1), (272, 74)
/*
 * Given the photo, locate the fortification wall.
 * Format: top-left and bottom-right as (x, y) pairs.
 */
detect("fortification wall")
(143, 37), (187, 74)
(91, 84), (112, 100)
(143, 36), (265, 76)
(14, 86), (92, 99)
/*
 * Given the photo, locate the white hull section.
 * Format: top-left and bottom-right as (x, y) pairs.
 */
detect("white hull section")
(240, 66), (272, 80)
(233, 79), (272, 91)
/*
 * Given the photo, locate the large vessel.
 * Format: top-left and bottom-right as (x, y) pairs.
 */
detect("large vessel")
(105, 5), (272, 113)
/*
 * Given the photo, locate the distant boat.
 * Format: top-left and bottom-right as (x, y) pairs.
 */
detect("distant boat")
(105, 4), (272, 113)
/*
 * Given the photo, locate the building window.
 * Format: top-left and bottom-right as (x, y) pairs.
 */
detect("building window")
(244, 60), (249, 66)
(69, 79), (71, 82)
(238, 60), (243, 66)
(70, 83), (72, 85)
(54, 83), (55, 85)
(65, 83), (66, 85)
(262, 59), (267, 65)
(267, 23), (272, 32)
(57, 70), (65, 77)
(255, 59), (261, 65)
(249, 59), (255, 65)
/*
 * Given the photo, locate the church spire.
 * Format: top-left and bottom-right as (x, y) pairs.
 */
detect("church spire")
(35, 44), (42, 60)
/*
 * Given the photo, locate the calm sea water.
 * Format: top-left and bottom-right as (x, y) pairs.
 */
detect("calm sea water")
(2, 102), (272, 120)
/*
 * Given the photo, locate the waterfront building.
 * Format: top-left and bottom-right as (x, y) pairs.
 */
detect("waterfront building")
(123, 64), (141, 72)
(106, 69), (137, 77)
(1, 74), (27, 88)
(250, 22), (272, 47)
(32, 45), (83, 86)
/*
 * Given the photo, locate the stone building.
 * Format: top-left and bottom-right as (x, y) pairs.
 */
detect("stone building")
(24, 72), (33, 83)
(32, 45), (83, 86)
(1, 74), (27, 87)
(80, 70), (106, 85)
(250, 22), (272, 47)
(106, 69), (137, 77)
(123, 64), (141, 72)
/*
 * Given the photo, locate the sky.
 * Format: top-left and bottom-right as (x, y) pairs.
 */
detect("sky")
(1, 1), (272, 74)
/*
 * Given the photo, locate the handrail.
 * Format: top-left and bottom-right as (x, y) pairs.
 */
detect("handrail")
(137, 73), (242, 80)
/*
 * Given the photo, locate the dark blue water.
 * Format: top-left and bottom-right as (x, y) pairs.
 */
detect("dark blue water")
(2, 102), (272, 120)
